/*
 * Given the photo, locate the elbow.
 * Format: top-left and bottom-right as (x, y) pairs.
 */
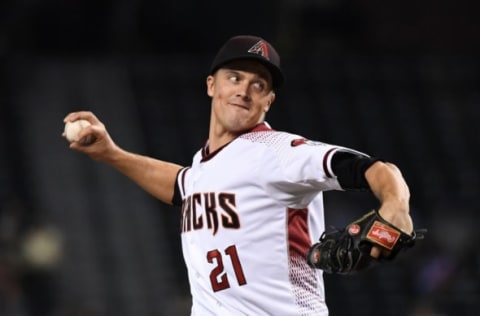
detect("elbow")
(366, 161), (411, 207)
(385, 162), (410, 200)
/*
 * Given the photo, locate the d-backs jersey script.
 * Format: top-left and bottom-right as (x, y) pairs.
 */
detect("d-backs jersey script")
(174, 123), (360, 316)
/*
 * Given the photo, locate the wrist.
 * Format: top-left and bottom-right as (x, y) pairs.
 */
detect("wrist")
(378, 204), (413, 235)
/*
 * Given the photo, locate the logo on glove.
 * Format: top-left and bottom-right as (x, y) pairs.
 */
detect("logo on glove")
(366, 221), (400, 250)
(348, 224), (361, 236)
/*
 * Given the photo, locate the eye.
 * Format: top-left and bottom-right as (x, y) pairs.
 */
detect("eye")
(228, 74), (240, 82)
(253, 81), (266, 92)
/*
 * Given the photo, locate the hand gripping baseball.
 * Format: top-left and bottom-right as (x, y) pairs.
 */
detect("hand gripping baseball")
(306, 210), (426, 274)
(63, 111), (118, 161)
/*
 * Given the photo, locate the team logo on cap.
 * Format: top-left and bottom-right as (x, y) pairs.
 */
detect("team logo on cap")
(248, 41), (270, 60)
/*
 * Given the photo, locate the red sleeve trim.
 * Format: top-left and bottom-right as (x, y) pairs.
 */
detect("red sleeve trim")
(323, 148), (337, 178)
(172, 167), (190, 206)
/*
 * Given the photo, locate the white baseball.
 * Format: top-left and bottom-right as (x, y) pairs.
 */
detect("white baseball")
(64, 119), (91, 142)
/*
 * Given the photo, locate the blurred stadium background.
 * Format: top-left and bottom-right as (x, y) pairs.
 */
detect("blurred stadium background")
(0, 0), (479, 315)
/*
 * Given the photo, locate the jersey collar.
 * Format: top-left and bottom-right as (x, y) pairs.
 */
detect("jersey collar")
(201, 122), (273, 161)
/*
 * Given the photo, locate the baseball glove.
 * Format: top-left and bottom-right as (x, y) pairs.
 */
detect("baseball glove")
(306, 210), (425, 274)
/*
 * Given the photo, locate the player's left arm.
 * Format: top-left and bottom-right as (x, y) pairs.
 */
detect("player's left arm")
(331, 151), (413, 235)
(364, 161), (413, 235)
(331, 151), (414, 257)
(307, 152), (421, 271)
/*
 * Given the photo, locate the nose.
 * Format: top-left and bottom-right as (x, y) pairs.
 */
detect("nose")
(236, 81), (251, 101)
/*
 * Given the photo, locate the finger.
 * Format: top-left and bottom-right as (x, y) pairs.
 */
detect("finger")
(370, 246), (381, 258)
(75, 124), (101, 145)
(79, 134), (96, 146)
(69, 137), (95, 150)
(63, 111), (84, 122)
(63, 111), (101, 125)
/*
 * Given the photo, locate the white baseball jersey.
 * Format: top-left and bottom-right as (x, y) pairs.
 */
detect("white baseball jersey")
(174, 122), (355, 316)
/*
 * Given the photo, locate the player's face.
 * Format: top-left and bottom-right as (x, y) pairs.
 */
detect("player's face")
(207, 60), (276, 135)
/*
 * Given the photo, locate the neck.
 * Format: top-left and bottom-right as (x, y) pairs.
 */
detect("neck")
(207, 126), (238, 153)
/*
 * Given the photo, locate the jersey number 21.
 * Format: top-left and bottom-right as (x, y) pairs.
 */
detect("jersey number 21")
(207, 245), (247, 292)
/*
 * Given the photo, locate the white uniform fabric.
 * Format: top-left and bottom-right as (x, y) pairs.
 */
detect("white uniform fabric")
(175, 123), (353, 316)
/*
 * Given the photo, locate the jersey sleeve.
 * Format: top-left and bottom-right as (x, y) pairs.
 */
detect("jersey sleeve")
(331, 150), (382, 190)
(276, 137), (346, 190)
(260, 133), (372, 207)
(172, 167), (190, 206)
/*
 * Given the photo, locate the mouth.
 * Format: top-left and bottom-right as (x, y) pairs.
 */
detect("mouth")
(229, 102), (250, 111)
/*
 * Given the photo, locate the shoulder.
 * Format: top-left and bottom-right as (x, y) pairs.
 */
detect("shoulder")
(239, 128), (336, 155)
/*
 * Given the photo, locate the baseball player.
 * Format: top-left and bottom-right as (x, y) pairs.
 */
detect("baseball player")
(63, 35), (415, 315)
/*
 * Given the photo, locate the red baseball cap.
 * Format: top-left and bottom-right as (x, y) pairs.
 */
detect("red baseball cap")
(209, 35), (285, 89)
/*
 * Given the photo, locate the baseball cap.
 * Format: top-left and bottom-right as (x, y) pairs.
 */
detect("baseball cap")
(209, 35), (285, 89)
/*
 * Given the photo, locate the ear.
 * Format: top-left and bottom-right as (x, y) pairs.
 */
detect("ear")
(206, 75), (215, 97)
(264, 92), (276, 112)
